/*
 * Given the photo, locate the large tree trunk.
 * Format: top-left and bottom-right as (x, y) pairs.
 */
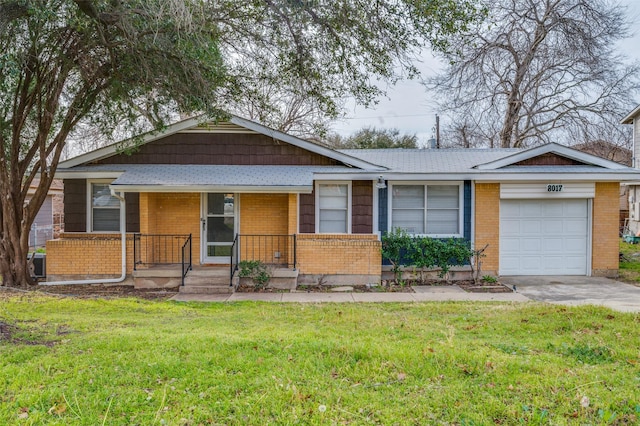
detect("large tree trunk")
(0, 196), (36, 286)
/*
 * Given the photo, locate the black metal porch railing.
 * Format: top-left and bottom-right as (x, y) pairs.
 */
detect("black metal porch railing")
(237, 234), (297, 269)
(230, 234), (239, 287)
(133, 234), (192, 285)
(181, 234), (192, 286)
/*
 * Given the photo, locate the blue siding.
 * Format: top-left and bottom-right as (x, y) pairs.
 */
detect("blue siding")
(378, 187), (388, 234)
(464, 181), (472, 241)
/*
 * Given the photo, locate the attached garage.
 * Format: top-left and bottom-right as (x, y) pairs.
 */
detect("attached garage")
(498, 183), (593, 276)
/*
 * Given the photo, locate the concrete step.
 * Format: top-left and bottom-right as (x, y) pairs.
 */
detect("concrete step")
(183, 275), (230, 286)
(187, 267), (230, 278)
(270, 269), (298, 290)
(133, 266), (182, 278)
(179, 284), (233, 294)
(238, 268), (299, 290)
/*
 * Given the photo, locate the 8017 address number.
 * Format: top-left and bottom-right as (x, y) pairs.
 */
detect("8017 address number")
(547, 184), (563, 192)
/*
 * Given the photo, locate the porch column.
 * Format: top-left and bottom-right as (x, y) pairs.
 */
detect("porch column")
(288, 193), (298, 234)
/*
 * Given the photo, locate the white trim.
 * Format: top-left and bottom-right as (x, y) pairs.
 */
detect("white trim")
(58, 171), (640, 184)
(621, 105), (640, 124)
(315, 181), (352, 234)
(311, 172), (640, 182)
(387, 181), (464, 238)
(108, 184), (313, 194)
(56, 171), (123, 179)
(87, 179), (120, 233)
(474, 143), (627, 170)
(201, 192), (238, 264)
(200, 193), (205, 265)
(500, 182), (595, 199)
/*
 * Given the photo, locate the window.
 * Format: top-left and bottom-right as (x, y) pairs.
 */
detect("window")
(316, 182), (351, 233)
(390, 183), (461, 236)
(89, 182), (120, 232)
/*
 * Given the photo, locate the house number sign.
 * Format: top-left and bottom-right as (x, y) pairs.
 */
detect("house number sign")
(547, 184), (563, 192)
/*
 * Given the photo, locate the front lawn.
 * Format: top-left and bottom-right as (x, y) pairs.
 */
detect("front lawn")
(619, 238), (640, 285)
(1, 293), (639, 424)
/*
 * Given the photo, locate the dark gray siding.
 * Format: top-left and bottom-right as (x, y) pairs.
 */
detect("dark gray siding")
(96, 133), (342, 166)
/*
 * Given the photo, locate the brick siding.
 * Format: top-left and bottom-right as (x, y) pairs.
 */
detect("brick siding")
(46, 233), (134, 277)
(296, 234), (381, 275)
(474, 183), (500, 275)
(592, 182), (620, 276)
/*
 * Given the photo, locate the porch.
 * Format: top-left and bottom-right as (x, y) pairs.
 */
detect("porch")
(132, 233), (299, 292)
(46, 231), (381, 289)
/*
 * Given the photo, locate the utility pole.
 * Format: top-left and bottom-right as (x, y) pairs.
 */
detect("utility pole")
(435, 114), (440, 149)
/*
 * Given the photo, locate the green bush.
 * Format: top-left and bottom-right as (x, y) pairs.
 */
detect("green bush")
(238, 260), (271, 289)
(380, 228), (413, 283)
(381, 230), (476, 282)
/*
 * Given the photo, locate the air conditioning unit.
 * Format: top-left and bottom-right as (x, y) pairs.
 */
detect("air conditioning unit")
(28, 253), (46, 279)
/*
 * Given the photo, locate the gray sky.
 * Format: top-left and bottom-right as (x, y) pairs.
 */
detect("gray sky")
(331, 1), (640, 145)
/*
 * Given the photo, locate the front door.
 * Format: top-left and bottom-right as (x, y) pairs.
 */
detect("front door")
(202, 193), (236, 264)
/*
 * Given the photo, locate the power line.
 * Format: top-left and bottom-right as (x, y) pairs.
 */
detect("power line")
(340, 113), (435, 120)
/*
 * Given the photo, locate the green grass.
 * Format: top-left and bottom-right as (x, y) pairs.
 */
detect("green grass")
(619, 239), (640, 284)
(2, 294), (640, 425)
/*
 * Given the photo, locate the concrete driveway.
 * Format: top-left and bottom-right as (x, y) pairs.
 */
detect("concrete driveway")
(500, 276), (640, 312)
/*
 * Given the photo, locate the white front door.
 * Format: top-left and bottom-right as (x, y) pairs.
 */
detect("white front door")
(500, 199), (589, 275)
(202, 193), (237, 264)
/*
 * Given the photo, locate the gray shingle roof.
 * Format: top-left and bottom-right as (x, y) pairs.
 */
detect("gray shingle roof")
(338, 148), (520, 173)
(338, 148), (640, 175)
(58, 164), (355, 188)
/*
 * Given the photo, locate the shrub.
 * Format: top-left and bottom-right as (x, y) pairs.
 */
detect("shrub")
(238, 260), (271, 289)
(381, 228), (413, 284)
(381, 230), (478, 282)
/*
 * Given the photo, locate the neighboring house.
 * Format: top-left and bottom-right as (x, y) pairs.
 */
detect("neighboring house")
(573, 140), (632, 233)
(621, 105), (640, 234)
(46, 116), (640, 289)
(27, 179), (63, 249)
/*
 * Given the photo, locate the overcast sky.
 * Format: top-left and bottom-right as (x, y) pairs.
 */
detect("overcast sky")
(331, 1), (640, 145)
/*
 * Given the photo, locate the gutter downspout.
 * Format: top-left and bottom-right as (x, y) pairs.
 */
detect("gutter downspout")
(41, 190), (127, 286)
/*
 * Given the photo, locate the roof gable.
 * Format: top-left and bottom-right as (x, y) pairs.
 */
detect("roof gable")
(512, 152), (586, 166)
(92, 132), (344, 167)
(474, 143), (628, 170)
(621, 104), (640, 124)
(59, 115), (384, 171)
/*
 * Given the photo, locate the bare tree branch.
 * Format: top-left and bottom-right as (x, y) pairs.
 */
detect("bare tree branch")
(428, 0), (640, 148)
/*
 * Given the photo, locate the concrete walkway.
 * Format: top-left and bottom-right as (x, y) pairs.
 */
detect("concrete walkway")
(170, 285), (530, 303)
(500, 276), (640, 312)
(169, 277), (640, 312)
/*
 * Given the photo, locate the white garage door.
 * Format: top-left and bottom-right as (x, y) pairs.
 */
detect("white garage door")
(500, 199), (589, 275)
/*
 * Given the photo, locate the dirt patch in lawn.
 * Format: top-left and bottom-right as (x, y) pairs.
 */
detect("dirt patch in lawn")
(455, 280), (513, 293)
(1, 284), (178, 300)
(0, 319), (57, 346)
(238, 280), (512, 293)
(0, 320), (15, 342)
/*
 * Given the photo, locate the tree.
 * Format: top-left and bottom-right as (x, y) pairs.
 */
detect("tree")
(0, 0), (480, 286)
(325, 127), (418, 149)
(428, 0), (640, 148)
